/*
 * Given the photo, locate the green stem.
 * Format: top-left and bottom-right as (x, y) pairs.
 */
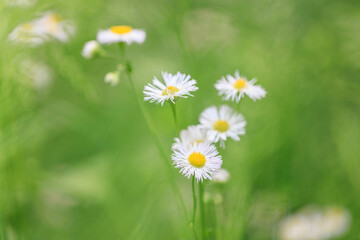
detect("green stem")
(99, 50), (122, 60)
(199, 182), (206, 240)
(170, 102), (180, 134)
(191, 177), (198, 240)
(117, 43), (189, 222)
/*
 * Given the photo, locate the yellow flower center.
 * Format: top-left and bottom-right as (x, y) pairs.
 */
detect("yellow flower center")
(162, 86), (179, 96)
(46, 14), (62, 33)
(188, 152), (206, 168)
(18, 24), (34, 39)
(327, 207), (343, 216)
(49, 13), (62, 23)
(21, 23), (34, 30)
(110, 25), (133, 35)
(233, 78), (247, 90)
(213, 120), (229, 132)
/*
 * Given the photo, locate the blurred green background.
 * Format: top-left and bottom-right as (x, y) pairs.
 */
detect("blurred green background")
(1, 0), (359, 239)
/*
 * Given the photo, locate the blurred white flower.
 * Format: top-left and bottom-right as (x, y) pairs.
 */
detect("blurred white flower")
(97, 25), (145, 45)
(203, 192), (223, 204)
(213, 193), (223, 205)
(9, 22), (47, 47)
(215, 71), (266, 103)
(172, 142), (222, 182)
(320, 207), (351, 239)
(35, 12), (76, 42)
(82, 40), (101, 59)
(172, 125), (209, 150)
(278, 206), (351, 240)
(212, 168), (230, 183)
(199, 105), (246, 148)
(20, 59), (53, 90)
(104, 71), (119, 86)
(6, 0), (37, 7)
(9, 12), (75, 46)
(143, 72), (198, 105)
(279, 212), (320, 240)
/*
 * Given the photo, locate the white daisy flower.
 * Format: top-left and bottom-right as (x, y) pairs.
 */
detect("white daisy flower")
(172, 142), (222, 182)
(35, 12), (76, 42)
(199, 105), (246, 147)
(212, 168), (230, 183)
(143, 72), (198, 105)
(104, 71), (119, 86)
(215, 71), (266, 102)
(82, 40), (101, 59)
(97, 25), (146, 45)
(172, 125), (209, 150)
(9, 22), (47, 46)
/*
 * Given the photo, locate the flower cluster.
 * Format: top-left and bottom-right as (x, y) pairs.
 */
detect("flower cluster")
(9, 11), (75, 46)
(170, 104), (245, 181)
(81, 23), (267, 184)
(141, 64), (265, 182)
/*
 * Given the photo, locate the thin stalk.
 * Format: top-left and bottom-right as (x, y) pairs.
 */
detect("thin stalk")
(117, 43), (189, 222)
(191, 177), (198, 240)
(169, 102), (180, 134)
(199, 182), (206, 240)
(99, 50), (122, 60)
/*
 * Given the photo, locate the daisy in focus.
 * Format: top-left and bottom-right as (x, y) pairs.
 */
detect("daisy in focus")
(172, 125), (209, 150)
(172, 142), (222, 182)
(215, 71), (266, 102)
(199, 105), (246, 147)
(143, 72), (198, 105)
(97, 25), (146, 45)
